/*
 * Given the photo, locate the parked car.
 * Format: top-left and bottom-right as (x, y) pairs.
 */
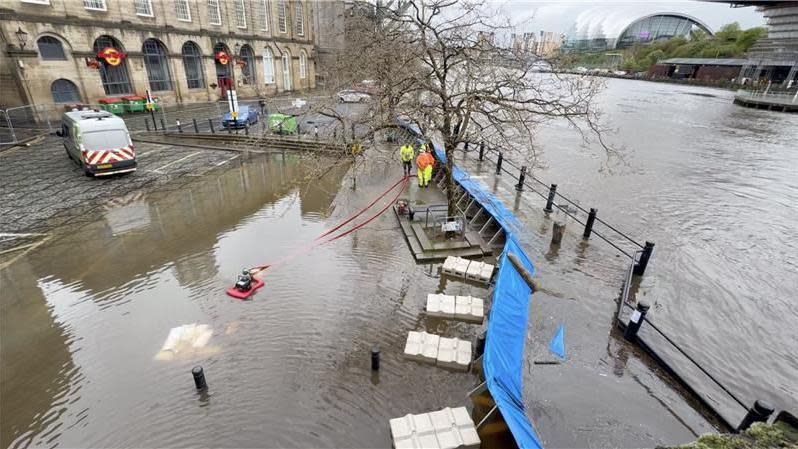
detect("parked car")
(58, 109), (137, 177)
(337, 89), (372, 103)
(222, 105), (259, 129)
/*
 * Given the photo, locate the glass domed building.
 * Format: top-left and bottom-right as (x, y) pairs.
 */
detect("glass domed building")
(563, 7), (713, 51)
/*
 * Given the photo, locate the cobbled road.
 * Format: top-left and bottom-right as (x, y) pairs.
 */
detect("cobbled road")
(1, 135), (240, 240)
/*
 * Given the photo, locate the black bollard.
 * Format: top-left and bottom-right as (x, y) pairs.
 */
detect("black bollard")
(278, 123), (283, 135)
(623, 301), (650, 342)
(515, 165), (527, 191)
(464, 141), (469, 153)
(475, 332), (486, 359)
(371, 345), (380, 371)
(297, 123), (301, 135)
(351, 123), (355, 140)
(228, 123), (232, 134)
(479, 142), (484, 161)
(160, 117), (166, 131)
(192, 118), (199, 133)
(544, 184), (558, 212)
(245, 125), (249, 135)
(192, 366), (207, 390)
(208, 118), (215, 134)
(583, 208), (597, 239)
(177, 120), (182, 133)
(634, 241), (655, 276)
(496, 152), (503, 175)
(737, 400), (774, 431)
(145, 118), (151, 132)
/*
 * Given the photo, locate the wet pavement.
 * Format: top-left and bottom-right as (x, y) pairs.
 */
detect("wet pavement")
(0, 135), (240, 240)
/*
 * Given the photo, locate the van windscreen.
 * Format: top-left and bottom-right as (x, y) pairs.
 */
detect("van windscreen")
(82, 129), (129, 151)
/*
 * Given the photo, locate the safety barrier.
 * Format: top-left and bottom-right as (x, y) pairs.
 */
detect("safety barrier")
(398, 118), (544, 449)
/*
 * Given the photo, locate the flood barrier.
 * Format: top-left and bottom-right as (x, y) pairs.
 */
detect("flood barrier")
(399, 119), (544, 449)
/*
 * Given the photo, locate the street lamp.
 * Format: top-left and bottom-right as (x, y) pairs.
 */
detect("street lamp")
(15, 27), (28, 50)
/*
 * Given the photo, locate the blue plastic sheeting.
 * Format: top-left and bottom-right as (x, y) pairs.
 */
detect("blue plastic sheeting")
(549, 324), (566, 360)
(397, 118), (543, 449)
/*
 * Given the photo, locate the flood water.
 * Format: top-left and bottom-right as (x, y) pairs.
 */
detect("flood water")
(454, 78), (798, 446)
(2, 79), (796, 449)
(0, 154), (490, 448)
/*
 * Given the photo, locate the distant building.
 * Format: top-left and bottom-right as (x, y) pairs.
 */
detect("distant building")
(0, 0), (318, 110)
(562, 6), (715, 52)
(534, 31), (563, 57)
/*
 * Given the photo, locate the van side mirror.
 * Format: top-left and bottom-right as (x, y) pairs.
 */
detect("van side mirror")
(55, 130), (64, 137)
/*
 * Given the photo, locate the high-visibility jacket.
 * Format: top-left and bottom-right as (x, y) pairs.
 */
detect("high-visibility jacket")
(419, 144), (428, 153)
(400, 145), (414, 162)
(416, 152), (434, 170)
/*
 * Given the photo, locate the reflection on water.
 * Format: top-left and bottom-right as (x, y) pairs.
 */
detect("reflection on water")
(1, 155), (490, 448)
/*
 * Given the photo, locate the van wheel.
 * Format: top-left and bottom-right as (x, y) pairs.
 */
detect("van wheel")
(81, 161), (92, 177)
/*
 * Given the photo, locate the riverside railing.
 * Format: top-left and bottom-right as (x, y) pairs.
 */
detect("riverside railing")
(461, 142), (654, 273)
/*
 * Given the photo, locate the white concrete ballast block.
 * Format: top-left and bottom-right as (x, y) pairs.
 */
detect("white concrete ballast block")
(390, 407), (480, 449)
(426, 293), (456, 319)
(454, 296), (484, 324)
(404, 331), (441, 363)
(436, 337), (472, 371)
(441, 256), (494, 284)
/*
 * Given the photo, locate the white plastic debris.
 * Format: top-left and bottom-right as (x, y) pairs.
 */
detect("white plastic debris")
(426, 293), (456, 319)
(404, 331), (441, 363)
(454, 296), (484, 324)
(390, 407), (480, 449)
(436, 337), (472, 371)
(154, 323), (218, 361)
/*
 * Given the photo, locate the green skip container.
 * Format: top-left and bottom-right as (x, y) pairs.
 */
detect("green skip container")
(121, 95), (146, 113)
(268, 113), (297, 134)
(98, 97), (125, 115)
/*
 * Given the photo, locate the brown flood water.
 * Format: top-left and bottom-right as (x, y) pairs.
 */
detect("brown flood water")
(1, 154), (491, 448)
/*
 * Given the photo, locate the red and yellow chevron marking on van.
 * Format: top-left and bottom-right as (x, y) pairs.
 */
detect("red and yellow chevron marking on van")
(82, 146), (136, 165)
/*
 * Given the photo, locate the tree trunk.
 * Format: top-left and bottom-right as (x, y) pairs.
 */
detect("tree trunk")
(445, 145), (456, 217)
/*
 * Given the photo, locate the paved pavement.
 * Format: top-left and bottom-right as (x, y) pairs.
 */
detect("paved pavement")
(0, 135), (240, 241)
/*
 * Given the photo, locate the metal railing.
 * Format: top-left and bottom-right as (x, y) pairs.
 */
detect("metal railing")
(735, 89), (798, 104)
(462, 142), (653, 267)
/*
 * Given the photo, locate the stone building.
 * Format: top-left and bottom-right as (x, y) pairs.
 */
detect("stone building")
(0, 0), (318, 109)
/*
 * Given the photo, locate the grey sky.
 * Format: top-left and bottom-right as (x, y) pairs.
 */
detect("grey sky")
(496, 1), (766, 35)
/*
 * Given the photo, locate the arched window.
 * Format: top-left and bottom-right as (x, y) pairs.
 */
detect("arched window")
(182, 41), (205, 89)
(142, 38), (172, 91)
(38, 36), (67, 60)
(93, 35), (132, 95)
(262, 47), (275, 84)
(51, 79), (80, 103)
(299, 50), (307, 79)
(282, 50), (291, 91)
(240, 44), (255, 85)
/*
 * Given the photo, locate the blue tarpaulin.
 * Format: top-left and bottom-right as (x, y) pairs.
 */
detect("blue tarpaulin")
(398, 117), (543, 448)
(549, 324), (566, 360)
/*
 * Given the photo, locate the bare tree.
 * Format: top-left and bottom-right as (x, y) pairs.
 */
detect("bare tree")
(329, 0), (607, 216)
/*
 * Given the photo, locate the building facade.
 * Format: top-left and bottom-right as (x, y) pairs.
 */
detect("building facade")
(0, 0), (318, 109)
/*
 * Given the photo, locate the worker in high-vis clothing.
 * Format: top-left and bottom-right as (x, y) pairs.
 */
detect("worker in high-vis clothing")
(416, 148), (435, 187)
(400, 144), (415, 176)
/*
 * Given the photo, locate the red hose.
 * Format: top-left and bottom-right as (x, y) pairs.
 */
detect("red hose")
(249, 175), (409, 274)
(315, 175), (408, 240)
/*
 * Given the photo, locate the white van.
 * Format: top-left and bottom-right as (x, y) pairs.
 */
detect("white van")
(58, 109), (137, 177)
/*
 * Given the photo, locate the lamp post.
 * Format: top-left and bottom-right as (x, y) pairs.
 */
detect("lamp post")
(15, 27), (28, 50)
